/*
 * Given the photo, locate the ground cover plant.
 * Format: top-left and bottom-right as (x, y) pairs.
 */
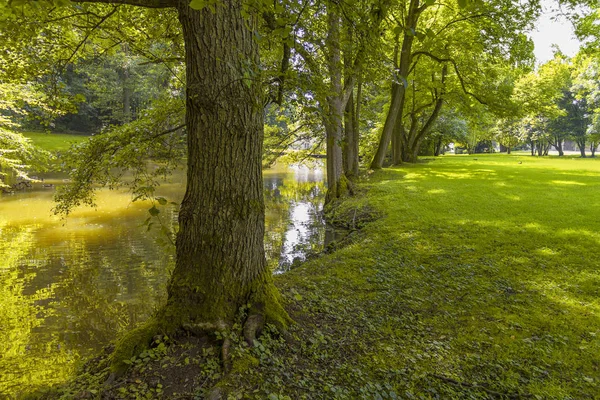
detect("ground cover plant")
(32, 154), (600, 399)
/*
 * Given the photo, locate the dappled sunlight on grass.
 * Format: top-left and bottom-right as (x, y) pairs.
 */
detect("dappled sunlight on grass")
(278, 154), (600, 397)
(426, 188), (446, 195)
(534, 247), (560, 256)
(551, 180), (587, 186)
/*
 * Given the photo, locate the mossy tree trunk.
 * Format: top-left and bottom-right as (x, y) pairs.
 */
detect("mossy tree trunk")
(163, 0), (287, 330)
(70, 0), (290, 372)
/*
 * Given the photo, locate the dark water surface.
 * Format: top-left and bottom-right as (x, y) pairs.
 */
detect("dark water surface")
(0, 165), (325, 397)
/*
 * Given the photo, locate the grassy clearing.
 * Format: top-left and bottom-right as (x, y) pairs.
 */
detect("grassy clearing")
(21, 131), (90, 152)
(31, 154), (600, 399)
(260, 154), (600, 399)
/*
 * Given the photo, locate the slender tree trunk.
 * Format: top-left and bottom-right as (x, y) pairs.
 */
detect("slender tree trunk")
(324, 3), (347, 203)
(590, 142), (597, 157)
(164, 0), (287, 331)
(343, 91), (356, 178)
(122, 43), (132, 123)
(557, 139), (564, 156)
(577, 139), (586, 157)
(370, 0), (421, 169)
(351, 74), (362, 176)
(434, 137), (443, 156)
(342, 23), (359, 180)
(530, 140), (535, 156)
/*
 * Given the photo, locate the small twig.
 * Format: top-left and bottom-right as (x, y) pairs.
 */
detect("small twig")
(61, 6), (119, 70)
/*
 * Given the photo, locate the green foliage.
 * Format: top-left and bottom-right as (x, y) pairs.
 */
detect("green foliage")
(0, 128), (52, 187)
(53, 96), (185, 215)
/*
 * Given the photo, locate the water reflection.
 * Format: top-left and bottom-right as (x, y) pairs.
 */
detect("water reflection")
(264, 165), (326, 272)
(0, 164), (325, 397)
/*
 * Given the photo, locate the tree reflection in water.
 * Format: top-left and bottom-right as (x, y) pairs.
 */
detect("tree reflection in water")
(0, 164), (325, 396)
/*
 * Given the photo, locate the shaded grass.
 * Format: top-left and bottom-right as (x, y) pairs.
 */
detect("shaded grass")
(28, 154), (600, 399)
(21, 131), (90, 152)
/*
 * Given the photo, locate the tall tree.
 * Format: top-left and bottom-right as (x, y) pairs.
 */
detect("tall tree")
(370, 0), (538, 167)
(4, 0), (290, 375)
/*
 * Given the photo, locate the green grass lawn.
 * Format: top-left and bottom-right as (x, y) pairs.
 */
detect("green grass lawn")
(22, 131), (90, 152)
(260, 154), (600, 399)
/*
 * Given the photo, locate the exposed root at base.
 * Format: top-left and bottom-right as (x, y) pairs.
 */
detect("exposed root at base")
(243, 313), (265, 345)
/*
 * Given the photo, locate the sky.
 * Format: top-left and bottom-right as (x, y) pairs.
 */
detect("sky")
(529, 0), (582, 64)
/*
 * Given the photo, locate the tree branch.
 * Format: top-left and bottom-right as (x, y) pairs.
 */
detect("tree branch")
(150, 124), (186, 140)
(61, 6), (119, 69)
(412, 50), (487, 105)
(72, 0), (176, 8)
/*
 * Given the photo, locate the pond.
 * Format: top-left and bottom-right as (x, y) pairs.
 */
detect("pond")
(0, 164), (326, 397)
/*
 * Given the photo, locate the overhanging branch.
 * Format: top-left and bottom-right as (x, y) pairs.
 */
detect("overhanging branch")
(72, 0), (176, 7)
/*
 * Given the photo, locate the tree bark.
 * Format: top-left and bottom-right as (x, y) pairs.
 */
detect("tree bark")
(556, 138), (564, 156)
(576, 138), (586, 157)
(342, 21), (359, 180)
(323, 2), (347, 203)
(530, 140), (534, 156)
(343, 90), (356, 178)
(161, 0), (287, 331)
(370, 0), (421, 169)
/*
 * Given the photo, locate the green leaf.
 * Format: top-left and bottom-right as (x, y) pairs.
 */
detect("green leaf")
(457, 0), (467, 8)
(156, 196), (167, 205)
(148, 206), (160, 216)
(425, 0), (436, 5)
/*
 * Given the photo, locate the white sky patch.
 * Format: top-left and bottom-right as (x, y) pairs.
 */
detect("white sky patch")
(530, 0), (581, 65)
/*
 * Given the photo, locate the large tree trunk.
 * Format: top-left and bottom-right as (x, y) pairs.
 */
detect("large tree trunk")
(164, 0), (287, 330)
(73, 0), (288, 377)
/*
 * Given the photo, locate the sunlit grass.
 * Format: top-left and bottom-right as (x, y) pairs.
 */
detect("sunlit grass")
(272, 153), (600, 398)
(21, 131), (90, 152)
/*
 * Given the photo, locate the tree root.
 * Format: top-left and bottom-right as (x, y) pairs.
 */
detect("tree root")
(243, 314), (265, 345)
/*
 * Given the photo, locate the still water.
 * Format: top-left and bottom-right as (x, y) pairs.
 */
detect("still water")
(0, 165), (325, 397)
